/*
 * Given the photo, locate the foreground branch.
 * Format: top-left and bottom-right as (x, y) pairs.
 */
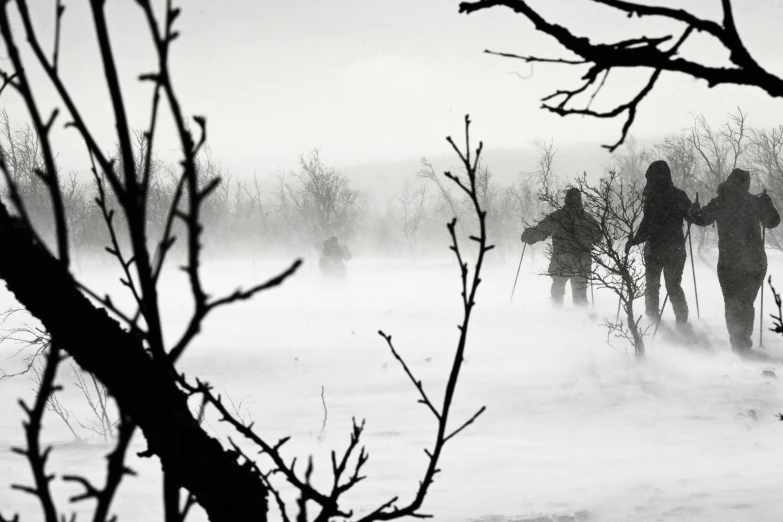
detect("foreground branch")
(458, 0), (783, 151)
(359, 115), (489, 521)
(0, 202), (268, 521)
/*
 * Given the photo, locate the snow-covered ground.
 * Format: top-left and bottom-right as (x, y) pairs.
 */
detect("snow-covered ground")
(2, 246), (783, 522)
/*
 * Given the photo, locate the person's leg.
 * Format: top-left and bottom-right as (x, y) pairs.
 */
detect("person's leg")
(644, 248), (664, 319)
(735, 269), (766, 349)
(570, 254), (591, 307)
(571, 274), (589, 307)
(718, 267), (745, 350)
(664, 248), (689, 324)
(550, 275), (567, 307)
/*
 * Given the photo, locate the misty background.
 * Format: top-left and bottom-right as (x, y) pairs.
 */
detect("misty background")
(0, 1), (781, 181)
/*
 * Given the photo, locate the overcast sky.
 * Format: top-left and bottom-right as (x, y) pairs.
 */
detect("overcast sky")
(2, 0), (782, 176)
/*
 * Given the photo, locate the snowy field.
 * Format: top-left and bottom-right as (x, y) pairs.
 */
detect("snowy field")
(2, 245), (783, 522)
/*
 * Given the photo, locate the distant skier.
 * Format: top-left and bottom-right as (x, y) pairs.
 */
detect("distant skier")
(689, 168), (780, 354)
(624, 160), (692, 327)
(319, 236), (352, 280)
(521, 188), (602, 307)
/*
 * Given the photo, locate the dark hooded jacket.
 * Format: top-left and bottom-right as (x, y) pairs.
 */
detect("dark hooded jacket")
(630, 160), (692, 253)
(522, 188), (602, 262)
(690, 168), (780, 273)
(321, 236), (352, 264)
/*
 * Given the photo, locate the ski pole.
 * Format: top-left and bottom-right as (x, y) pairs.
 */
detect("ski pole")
(652, 293), (669, 340)
(687, 225), (700, 320)
(760, 224), (766, 347)
(590, 279), (595, 308)
(510, 243), (527, 303)
(688, 193), (700, 319)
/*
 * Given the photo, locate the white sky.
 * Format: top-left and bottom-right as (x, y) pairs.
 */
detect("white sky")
(1, 0), (782, 176)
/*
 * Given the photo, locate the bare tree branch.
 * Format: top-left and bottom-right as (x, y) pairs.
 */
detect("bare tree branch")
(458, 0), (783, 151)
(10, 343), (61, 522)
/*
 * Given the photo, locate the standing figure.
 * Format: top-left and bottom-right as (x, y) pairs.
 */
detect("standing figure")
(319, 236), (352, 280)
(521, 188), (602, 307)
(689, 168), (780, 353)
(625, 160), (692, 327)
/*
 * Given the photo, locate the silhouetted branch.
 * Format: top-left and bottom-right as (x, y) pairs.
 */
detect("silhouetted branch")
(458, 0), (783, 151)
(152, 172), (186, 284)
(359, 115), (489, 522)
(92, 172), (144, 322)
(169, 258), (302, 362)
(377, 333), (440, 420)
(12, 0), (119, 193)
(0, 1), (69, 265)
(137, 1), (209, 323)
(62, 416), (136, 522)
(51, 0), (65, 73)
(179, 376), (349, 518)
(28, 357), (80, 440)
(296, 457), (314, 522)
(769, 276), (783, 335)
(0, 72), (46, 249)
(444, 405), (486, 443)
(10, 344), (62, 522)
(72, 364), (117, 441)
(259, 472), (291, 522)
(486, 50), (585, 65)
(181, 155), (491, 517)
(0, 0), (303, 520)
(0, 2), (497, 521)
(74, 280), (146, 338)
(0, 321), (49, 382)
(0, 511), (19, 522)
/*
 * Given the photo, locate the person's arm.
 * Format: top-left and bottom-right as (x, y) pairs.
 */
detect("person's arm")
(688, 197), (718, 227)
(341, 246), (353, 261)
(629, 203), (653, 246)
(678, 191), (693, 223)
(757, 192), (781, 229)
(521, 214), (555, 244)
(584, 214), (603, 246)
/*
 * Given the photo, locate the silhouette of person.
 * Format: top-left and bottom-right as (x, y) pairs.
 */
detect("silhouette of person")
(319, 236), (352, 280)
(521, 188), (602, 307)
(689, 168), (780, 353)
(625, 160), (692, 327)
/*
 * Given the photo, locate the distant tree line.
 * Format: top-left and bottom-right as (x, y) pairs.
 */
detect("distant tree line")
(3, 107), (782, 266)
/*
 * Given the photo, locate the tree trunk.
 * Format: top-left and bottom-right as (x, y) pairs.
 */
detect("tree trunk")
(624, 299), (645, 357)
(0, 206), (267, 522)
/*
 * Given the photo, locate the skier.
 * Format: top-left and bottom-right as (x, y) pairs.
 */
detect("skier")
(624, 160), (692, 327)
(319, 236), (352, 280)
(688, 168), (780, 354)
(521, 188), (602, 307)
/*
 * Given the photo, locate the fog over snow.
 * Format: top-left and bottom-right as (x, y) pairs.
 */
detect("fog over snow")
(3, 251), (783, 521)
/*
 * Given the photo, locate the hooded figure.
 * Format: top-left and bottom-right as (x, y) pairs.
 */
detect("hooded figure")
(319, 236), (352, 280)
(625, 160), (692, 325)
(521, 188), (602, 307)
(689, 168), (780, 352)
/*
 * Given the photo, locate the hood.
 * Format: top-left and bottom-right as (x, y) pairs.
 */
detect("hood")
(324, 236), (339, 247)
(564, 188), (583, 211)
(645, 160), (673, 190)
(717, 168), (751, 196)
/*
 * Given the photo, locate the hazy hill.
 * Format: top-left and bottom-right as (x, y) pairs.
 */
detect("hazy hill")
(243, 133), (669, 213)
(338, 138), (660, 211)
